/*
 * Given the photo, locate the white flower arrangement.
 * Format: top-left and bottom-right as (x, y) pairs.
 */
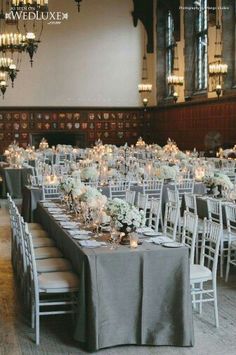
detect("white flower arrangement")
(80, 186), (107, 210)
(203, 172), (233, 194)
(155, 165), (178, 180)
(60, 177), (85, 199)
(80, 166), (99, 181)
(106, 198), (145, 233)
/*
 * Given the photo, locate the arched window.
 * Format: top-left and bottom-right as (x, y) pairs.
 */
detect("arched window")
(166, 11), (175, 95)
(195, 0), (208, 90)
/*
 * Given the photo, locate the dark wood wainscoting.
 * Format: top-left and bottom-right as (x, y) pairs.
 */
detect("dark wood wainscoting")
(0, 107), (152, 153)
(151, 97), (236, 151)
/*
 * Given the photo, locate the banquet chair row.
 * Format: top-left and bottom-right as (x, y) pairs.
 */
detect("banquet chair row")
(7, 194), (79, 345)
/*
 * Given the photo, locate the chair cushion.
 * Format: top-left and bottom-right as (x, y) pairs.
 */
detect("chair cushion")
(34, 247), (63, 260)
(28, 223), (43, 231)
(190, 264), (212, 283)
(33, 237), (55, 248)
(31, 229), (49, 239)
(36, 258), (72, 273)
(38, 271), (79, 291)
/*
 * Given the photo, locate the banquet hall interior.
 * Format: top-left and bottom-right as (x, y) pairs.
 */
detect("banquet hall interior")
(0, 0), (236, 354)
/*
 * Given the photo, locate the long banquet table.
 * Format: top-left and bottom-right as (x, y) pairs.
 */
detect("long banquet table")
(0, 166), (31, 198)
(35, 202), (194, 351)
(22, 181), (206, 222)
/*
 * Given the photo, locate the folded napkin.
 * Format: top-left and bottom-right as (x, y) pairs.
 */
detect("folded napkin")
(136, 227), (153, 234)
(146, 236), (173, 244)
(79, 240), (107, 248)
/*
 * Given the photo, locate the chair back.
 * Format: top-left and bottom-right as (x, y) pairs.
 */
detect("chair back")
(125, 190), (136, 205)
(136, 192), (148, 218)
(42, 183), (60, 200)
(167, 187), (180, 207)
(185, 193), (197, 214)
(148, 198), (161, 232)
(109, 181), (131, 199)
(142, 179), (164, 200)
(225, 204), (236, 244)
(200, 219), (221, 279)
(181, 211), (198, 264)
(175, 179), (194, 200)
(163, 203), (179, 240)
(207, 198), (223, 226)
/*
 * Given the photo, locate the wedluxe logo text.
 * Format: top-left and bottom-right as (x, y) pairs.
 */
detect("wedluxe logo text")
(5, 11), (69, 25)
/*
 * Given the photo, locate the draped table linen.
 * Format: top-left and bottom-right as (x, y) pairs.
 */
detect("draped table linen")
(35, 203), (194, 351)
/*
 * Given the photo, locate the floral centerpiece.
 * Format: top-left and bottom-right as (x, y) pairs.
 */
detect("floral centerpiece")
(105, 198), (145, 244)
(203, 172), (233, 197)
(155, 165), (178, 180)
(80, 166), (99, 182)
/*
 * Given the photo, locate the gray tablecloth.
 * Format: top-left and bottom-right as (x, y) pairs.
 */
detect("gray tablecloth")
(0, 167), (31, 198)
(35, 203), (194, 352)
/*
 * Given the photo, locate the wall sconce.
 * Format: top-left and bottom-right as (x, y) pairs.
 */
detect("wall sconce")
(0, 80), (7, 99)
(74, 0), (82, 12)
(215, 84), (222, 99)
(173, 91), (178, 103)
(143, 98), (148, 110)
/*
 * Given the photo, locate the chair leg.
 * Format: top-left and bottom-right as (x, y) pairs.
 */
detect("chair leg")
(220, 240), (224, 278)
(35, 305), (40, 345)
(213, 283), (219, 328)
(225, 249), (231, 283)
(199, 282), (203, 314)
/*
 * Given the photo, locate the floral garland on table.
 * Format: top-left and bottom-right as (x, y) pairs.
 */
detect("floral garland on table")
(155, 165), (178, 180)
(105, 198), (145, 234)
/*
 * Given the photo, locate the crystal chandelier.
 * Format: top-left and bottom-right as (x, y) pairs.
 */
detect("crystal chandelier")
(0, 56), (19, 87)
(10, 0), (48, 11)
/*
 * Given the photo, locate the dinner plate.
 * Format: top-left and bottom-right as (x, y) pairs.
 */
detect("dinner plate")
(143, 231), (162, 237)
(72, 235), (91, 240)
(162, 242), (183, 248)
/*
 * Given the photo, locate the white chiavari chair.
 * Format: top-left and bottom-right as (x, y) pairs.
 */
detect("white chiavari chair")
(142, 179), (164, 201)
(22, 227), (79, 345)
(181, 211), (198, 265)
(190, 219), (221, 327)
(135, 192), (149, 222)
(42, 183), (61, 200)
(175, 178), (194, 201)
(207, 198), (228, 277)
(125, 190), (136, 205)
(225, 204), (236, 282)
(108, 181), (131, 199)
(148, 198), (162, 232)
(163, 203), (179, 240)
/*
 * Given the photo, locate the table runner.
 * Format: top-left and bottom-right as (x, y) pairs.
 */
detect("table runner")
(35, 203), (194, 351)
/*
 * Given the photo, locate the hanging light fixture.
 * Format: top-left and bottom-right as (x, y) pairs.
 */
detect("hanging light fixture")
(0, 56), (19, 87)
(138, 33), (152, 109)
(74, 0), (82, 12)
(208, 7), (227, 98)
(10, 1), (49, 12)
(11, 0), (49, 66)
(167, 42), (184, 103)
(22, 31), (39, 66)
